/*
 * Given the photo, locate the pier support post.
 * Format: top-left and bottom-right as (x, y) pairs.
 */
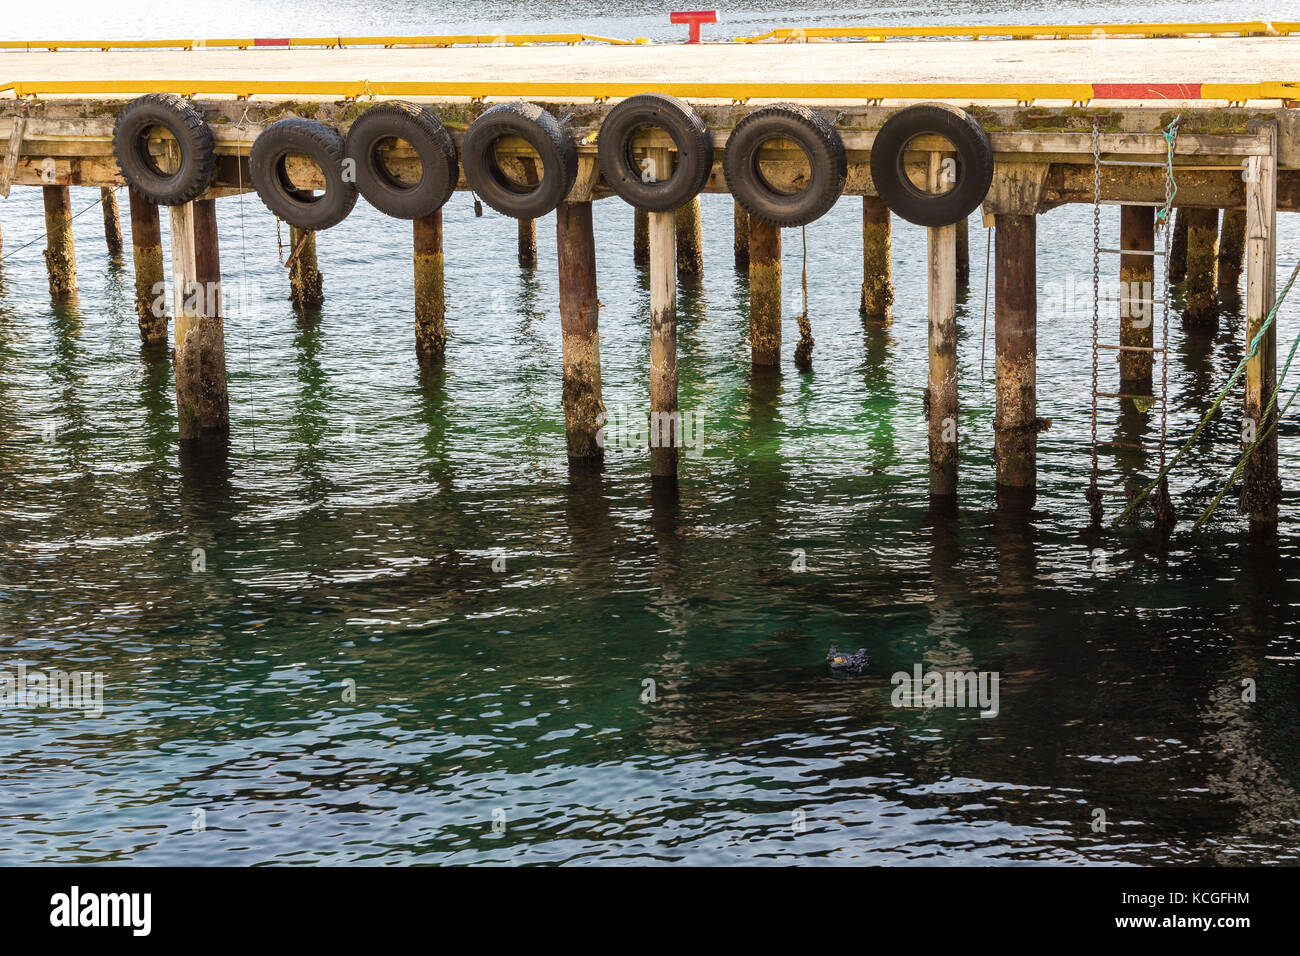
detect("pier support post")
(556, 201), (605, 465)
(1119, 205), (1155, 393)
(733, 200), (749, 269)
(1242, 124), (1279, 526)
(100, 187), (123, 259)
(1217, 207), (1247, 300)
(993, 213), (1038, 492)
(859, 196), (893, 321)
(1169, 209), (1188, 283)
(927, 155), (959, 497)
(170, 199), (229, 440)
(634, 207), (649, 269)
(128, 190), (167, 347)
(518, 217), (537, 268)
(414, 210), (445, 363)
(42, 185), (76, 298)
(748, 216), (781, 367)
(649, 149), (678, 481)
(675, 196), (703, 278)
(288, 226), (324, 312)
(956, 214), (970, 286)
(1183, 208), (1219, 326)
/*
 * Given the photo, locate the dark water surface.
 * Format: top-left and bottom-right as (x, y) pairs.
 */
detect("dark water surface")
(2, 2), (1300, 864)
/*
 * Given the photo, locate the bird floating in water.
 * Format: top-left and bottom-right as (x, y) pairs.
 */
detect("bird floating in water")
(826, 646), (868, 674)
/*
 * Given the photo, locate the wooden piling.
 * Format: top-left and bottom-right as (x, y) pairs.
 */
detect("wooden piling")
(633, 207), (649, 269)
(1169, 208), (1188, 283)
(170, 199), (229, 440)
(288, 225), (324, 312)
(1183, 207), (1219, 325)
(556, 201), (605, 464)
(733, 200), (749, 269)
(518, 217), (537, 267)
(748, 216), (781, 367)
(649, 148), (678, 481)
(100, 187), (123, 259)
(1119, 205), (1155, 392)
(993, 213), (1038, 491)
(414, 210), (445, 362)
(927, 156), (959, 497)
(42, 184), (76, 297)
(955, 214), (970, 286)
(1242, 124), (1279, 525)
(859, 196), (893, 321)
(675, 195), (703, 278)
(1217, 207), (1247, 299)
(128, 190), (167, 346)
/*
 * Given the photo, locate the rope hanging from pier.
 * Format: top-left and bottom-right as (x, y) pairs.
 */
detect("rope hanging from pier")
(794, 225), (814, 372)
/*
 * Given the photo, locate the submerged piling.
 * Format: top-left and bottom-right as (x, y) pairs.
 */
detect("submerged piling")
(171, 198), (229, 440)
(42, 185), (76, 297)
(100, 187), (123, 259)
(1242, 129), (1279, 526)
(927, 157), (958, 497)
(634, 207), (649, 269)
(128, 190), (167, 346)
(1217, 207), (1247, 300)
(649, 149), (679, 481)
(1183, 208), (1219, 326)
(956, 215), (970, 286)
(288, 226), (324, 312)
(1169, 209), (1189, 283)
(733, 201), (749, 269)
(518, 218), (537, 268)
(414, 210), (445, 363)
(993, 213), (1038, 493)
(675, 196), (703, 278)
(859, 196), (893, 321)
(748, 216), (781, 367)
(556, 201), (605, 465)
(1119, 205), (1155, 393)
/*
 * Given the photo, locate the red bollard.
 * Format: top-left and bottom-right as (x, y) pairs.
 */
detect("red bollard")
(669, 10), (720, 44)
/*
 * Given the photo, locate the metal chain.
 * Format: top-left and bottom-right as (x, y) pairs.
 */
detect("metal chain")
(1087, 120), (1102, 524)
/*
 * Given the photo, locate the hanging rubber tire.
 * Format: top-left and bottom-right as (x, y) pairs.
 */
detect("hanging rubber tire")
(723, 103), (846, 228)
(112, 93), (217, 206)
(250, 118), (358, 230)
(344, 102), (459, 219)
(870, 104), (994, 228)
(597, 93), (713, 212)
(462, 102), (577, 219)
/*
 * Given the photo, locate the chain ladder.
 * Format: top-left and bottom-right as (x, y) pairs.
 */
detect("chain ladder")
(1086, 120), (1103, 526)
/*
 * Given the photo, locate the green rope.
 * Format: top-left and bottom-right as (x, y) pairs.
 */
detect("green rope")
(1115, 258), (1300, 525)
(1195, 296), (1300, 527)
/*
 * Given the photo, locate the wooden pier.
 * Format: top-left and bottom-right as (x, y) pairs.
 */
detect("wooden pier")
(1, 23), (1297, 528)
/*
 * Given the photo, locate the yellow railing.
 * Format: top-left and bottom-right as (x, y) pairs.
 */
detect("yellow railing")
(0, 33), (639, 51)
(3, 79), (1298, 106)
(735, 21), (1300, 42)
(0, 21), (1294, 52)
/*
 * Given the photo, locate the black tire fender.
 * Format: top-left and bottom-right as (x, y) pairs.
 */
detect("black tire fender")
(344, 102), (459, 219)
(462, 102), (577, 219)
(250, 118), (359, 230)
(869, 104), (994, 227)
(597, 93), (713, 212)
(112, 93), (217, 206)
(723, 103), (846, 228)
